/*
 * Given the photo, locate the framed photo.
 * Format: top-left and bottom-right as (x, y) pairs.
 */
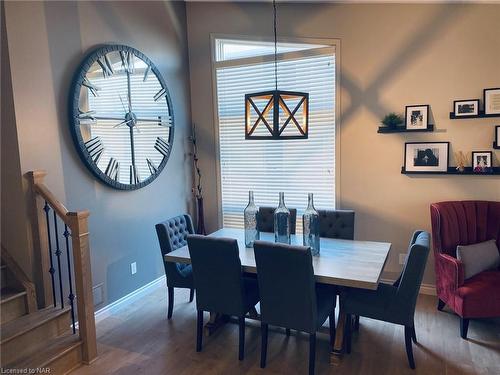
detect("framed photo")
(453, 99), (479, 117)
(471, 151), (493, 173)
(495, 125), (500, 149)
(404, 142), (449, 172)
(484, 88), (500, 115)
(405, 105), (429, 130)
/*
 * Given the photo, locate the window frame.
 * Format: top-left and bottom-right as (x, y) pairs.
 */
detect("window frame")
(210, 34), (341, 228)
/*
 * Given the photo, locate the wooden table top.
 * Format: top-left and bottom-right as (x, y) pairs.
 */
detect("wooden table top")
(164, 228), (391, 290)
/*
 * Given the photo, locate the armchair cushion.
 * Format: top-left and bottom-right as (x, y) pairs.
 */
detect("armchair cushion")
(455, 271), (500, 318)
(457, 239), (500, 279)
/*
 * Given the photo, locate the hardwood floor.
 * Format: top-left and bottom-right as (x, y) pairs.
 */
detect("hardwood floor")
(73, 282), (500, 375)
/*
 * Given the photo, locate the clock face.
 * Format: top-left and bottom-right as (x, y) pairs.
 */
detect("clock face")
(69, 45), (174, 190)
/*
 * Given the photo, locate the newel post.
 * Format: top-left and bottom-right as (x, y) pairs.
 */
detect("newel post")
(66, 210), (97, 364)
(27, 170), (53, 308)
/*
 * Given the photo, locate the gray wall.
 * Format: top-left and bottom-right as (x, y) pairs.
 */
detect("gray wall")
(3, 1), (193, 307)
(186, 2), (500, 285)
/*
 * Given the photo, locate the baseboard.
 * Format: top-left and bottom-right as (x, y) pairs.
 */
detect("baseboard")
(380, 278), (436, 296)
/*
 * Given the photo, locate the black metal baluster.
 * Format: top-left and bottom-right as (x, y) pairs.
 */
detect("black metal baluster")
(53, 211), (64, 308)
(44, 201), (57, 307)
(63, 225), (76, 334)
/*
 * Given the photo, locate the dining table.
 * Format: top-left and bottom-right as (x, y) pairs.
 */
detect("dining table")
(164, 227), (391, 365)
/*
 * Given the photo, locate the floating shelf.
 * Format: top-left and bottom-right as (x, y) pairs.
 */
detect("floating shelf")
(401, 167), (500, 175)
(449, 111), (500, 119)
(378, 124), (434, 133)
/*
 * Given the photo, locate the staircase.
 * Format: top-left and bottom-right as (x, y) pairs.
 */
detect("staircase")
(0, 170), (97, 373)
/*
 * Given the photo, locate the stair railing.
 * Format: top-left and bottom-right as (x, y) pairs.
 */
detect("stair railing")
(27, 170), (97, 364)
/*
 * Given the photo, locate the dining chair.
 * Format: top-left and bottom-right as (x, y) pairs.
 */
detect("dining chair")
(155, 214), (195, 319)
(258, 206), (297, 234)
(253, 241), (336, 375)
(342, 230), (430, 369)
(187, 234), (260, 361)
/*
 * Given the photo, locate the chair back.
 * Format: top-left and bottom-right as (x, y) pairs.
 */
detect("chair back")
(187, 235), (245, 316)
(430, 201), (500, 257)
(317, 209), (355, 239)
(253, 241), (317, 333)
(258, 206), (297, 234)
(155, 214), (194, 280)
(395, 231), (430, 317)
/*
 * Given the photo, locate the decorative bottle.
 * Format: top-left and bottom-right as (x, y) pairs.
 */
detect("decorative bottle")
(244, 191), (260, 247)
(274, 192), (291, 244)
(303, 193), (320, 256)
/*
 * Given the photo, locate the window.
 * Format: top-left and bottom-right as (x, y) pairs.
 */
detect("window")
(213, 38), (337, 229)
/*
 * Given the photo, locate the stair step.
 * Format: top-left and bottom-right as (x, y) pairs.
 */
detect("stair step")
(4, 333), (83, 374)
(1, 305), (72, 365)
(0, 289), (27, 324)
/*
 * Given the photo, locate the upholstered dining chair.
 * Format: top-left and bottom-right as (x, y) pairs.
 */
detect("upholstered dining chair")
(187, 235), (260, 361)
(342, 231), (430, 369)
(257, 206), (297, 234)
(253, 241), (336, 375)
(155, 214), (195, 319)
(318, 209), (355, 240)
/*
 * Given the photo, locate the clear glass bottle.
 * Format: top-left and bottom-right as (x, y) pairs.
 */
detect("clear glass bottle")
(244, 191), (260, 247)
(274, 192), (291, 244)
(303, 193), (320, 255)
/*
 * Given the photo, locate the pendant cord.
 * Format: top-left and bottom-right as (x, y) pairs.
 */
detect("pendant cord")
(273, 0), (278, 91)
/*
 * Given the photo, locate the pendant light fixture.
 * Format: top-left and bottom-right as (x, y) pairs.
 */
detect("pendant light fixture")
(244, 0), (309, 140)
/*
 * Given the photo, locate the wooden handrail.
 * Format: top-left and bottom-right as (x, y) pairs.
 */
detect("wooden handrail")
(26, 170), (97, 364)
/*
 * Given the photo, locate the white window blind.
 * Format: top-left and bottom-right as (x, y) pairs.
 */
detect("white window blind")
(214, 39), (336, 230)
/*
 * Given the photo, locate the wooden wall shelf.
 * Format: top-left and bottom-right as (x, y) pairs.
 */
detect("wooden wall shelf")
(449, 112), (500, 119)
(401, 167), (500, 175)
(378, 125), (434, 133)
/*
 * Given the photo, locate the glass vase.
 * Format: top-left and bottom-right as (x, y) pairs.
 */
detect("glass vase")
(244, 191), (260, 247)
(303, 193), (320, 256)
(274, 192), (291, 244)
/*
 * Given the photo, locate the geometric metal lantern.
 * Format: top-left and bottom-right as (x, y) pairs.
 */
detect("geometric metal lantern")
(244, 0), (309, 140)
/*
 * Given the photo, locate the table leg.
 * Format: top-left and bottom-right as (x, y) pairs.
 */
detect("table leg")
(204, 312), (229, 336)
(330, 310), (346, 365)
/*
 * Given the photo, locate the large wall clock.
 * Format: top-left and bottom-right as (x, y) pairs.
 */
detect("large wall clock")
(69, 45), (174, 190)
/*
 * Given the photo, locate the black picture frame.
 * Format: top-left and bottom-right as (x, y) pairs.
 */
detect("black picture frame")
(484, 88), (500, 115)
(453, 99), (480, 117)
(471, 151), (493, 173)
(405, 105), (429, 130)
(404, 141), (449, 173)
(494, 125), (500, 149)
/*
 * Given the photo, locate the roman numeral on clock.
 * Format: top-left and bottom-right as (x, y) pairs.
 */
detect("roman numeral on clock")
(105, 158), (119, 181)
(157, 115), (173, 127)
(82, 77), (100, 97)
(96, 55), (114, 78)
(143, 65), (151, 82)
(129, 165), (140, 184)
(155, 137), (170, 157)
(120, 51), (134, 74)
(78, 110), (96, 124)
(146, 158), (158, 175)
(84, 137), (104, 164)
(153, 88), (167, 102)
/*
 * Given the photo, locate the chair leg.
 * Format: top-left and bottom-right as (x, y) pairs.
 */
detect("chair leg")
(329, 310), (336, 346)
(238, 316), (245, 361)
(167, 287), (174, 319)
(196, 310), (203, 352)
(411, 326), (417, 344)
(354, 315), (360, 331)
(345, 314), (352, 354)
(460, 318), (469, 339)
(260, 323), (268, 368)
(285, 328), (291, 336)
(189, 288), (195, 303)
(309, 333), (316, 375)
(437, 298), (445, 311)
(404, 326), (415, 369)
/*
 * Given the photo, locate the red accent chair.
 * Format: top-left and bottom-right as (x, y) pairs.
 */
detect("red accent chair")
(430, 201), (500, 339)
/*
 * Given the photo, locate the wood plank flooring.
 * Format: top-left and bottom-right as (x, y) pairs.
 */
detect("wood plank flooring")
(73, 281), (500, 375)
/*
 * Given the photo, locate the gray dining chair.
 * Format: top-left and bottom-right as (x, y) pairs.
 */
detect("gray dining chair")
(253, 241), (336, 375)
(155, 214), (195, 319)
(257, 206), (297, 234)
(187, 234), (260, 361)
(318, 209), (355, 240)
(342, 230), (430, 369)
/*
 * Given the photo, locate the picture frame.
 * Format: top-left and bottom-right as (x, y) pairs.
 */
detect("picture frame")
(494, 125), (500, 149)
(471, 151), (493, 173)
(404, 142), (449, 172)
(484, 88), (500, 115)
(405, 105), (429, 130)
(453, 99), (479, 117)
